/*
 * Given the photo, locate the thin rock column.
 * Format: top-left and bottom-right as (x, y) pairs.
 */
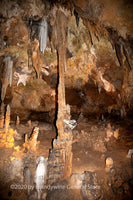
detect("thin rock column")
(48, 9), (73, 184)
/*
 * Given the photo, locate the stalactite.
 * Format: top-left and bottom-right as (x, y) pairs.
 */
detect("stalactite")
(56, 9), (68, 112)
(98, 85), (102, 94)
(1, 56), (13, 101)
(105, 27), (132, 69)
(83, 20), (93, 45)
(5, 105), (10, 134)
(39, 16), (48, 53)
(88, 29), (93, 45)
(94, 32), (99, 41)
(74, 9), (79, 27)
(115, 43), (123, 66)
(123, 46), (132, 70)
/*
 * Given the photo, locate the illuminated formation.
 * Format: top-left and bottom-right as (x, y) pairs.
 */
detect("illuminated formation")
(5, 105), (10, 134)
(35, 156), (47, 199)
(0, 104), (17, 148)
(23, 127), (39, 152)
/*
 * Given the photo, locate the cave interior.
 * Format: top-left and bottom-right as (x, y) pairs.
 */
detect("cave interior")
(0, 0), (133, 199)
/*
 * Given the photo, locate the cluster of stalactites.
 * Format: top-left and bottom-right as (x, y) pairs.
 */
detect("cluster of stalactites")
(83, 19), (133, 70)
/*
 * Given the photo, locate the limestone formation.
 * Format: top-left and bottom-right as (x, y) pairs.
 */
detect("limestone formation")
(0, 1), (133, 199)
(32, 38), (40, 79)
(23, 167), (33, 195)
(105, 157), (114, 172)
(39, 17), (48, 53)
(81, 171), (101, 200)
(35, 156), (47, 199)
(23, 127), (39, 151)
(113, 129), (119, 139)
(127, 149), (133, 159)
(5, 105), (10, 134)
(16, 115), (20, 126)
(1, 56), (13, 101)
(0, 103), (5, 129)
(28, 120), (32, 127)
(106, 123), (113, 139)
(29, 127), (39, 151)
(47, 8), (73, 184)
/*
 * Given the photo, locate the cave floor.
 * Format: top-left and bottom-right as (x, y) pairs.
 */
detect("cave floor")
(0, 117), (133, 199)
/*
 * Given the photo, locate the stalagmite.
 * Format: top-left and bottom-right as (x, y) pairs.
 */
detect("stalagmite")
(28, 120), (32, 127)
(1, 56), (13, 101)
(5, 105), (10, 134)
(105, 157), (114, 172)
(16, 115), (20, 126)
(113, 129), (119, 139)
(35, 156), (47, 199)
(39, 16), (48, 53)
(0, 103), (5, 129)
(23, 127), (39, 151)
(23, 167), (33, 195)
(29, 127), (39, 151)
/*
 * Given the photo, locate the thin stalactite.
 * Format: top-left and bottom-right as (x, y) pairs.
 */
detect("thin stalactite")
(123, 46), (132, 70)
(74, 9), (79, 27)
(115, 43), (123, 66)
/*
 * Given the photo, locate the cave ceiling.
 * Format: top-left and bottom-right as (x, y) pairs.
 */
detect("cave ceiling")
(0, 0), (133, 69)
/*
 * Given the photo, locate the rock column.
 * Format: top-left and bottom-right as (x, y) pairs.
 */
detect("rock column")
(48, 9), (73, 184)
